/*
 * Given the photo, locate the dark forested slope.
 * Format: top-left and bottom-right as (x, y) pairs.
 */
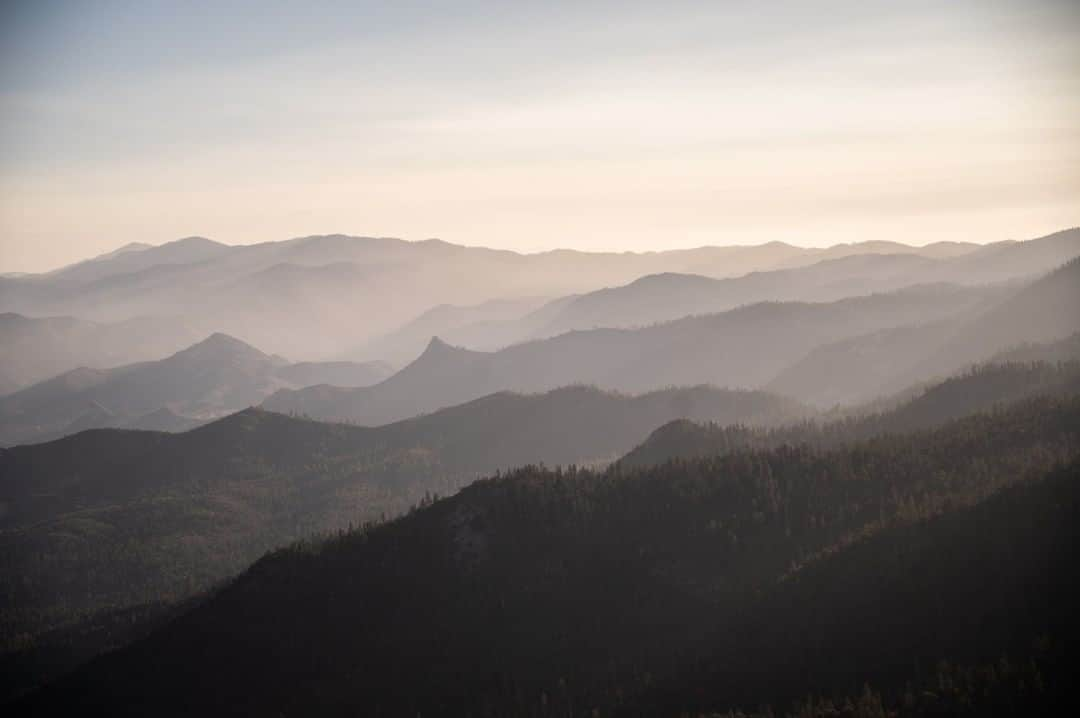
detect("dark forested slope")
(17, 396), (1080, 716)
(627, 457), (1080, 717)
(0, 384), (801, 648)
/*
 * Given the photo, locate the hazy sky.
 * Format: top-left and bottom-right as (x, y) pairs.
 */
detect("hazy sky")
(1, 0), (1078, 272)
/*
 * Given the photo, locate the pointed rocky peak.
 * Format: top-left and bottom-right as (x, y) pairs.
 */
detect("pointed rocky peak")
(170, 333), (269, 364)
(392, 336), (484, 379)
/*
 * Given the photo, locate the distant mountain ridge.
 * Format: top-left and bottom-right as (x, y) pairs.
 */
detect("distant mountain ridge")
(4, 229), (1074, 362)
(0, 333), (393, 446)
(767, 257), (1080, 406)
(263, 282), (1007, 425)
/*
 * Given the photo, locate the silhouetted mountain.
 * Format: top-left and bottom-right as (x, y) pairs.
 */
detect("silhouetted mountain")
(623, 361), (1080, 468)
(15, 397), (1079, 716)
(766, 258), (1080, 406)
(0, 334), (393, 445)
(264, 283), (1002, 425)
(0, 383), (800, 656)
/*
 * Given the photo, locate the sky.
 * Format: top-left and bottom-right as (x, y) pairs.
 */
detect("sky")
(1, 0), (1078, 272)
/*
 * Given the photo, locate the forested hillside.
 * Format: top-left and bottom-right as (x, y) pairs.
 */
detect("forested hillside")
(16, 396), (1080, 716)
(0, 384), (800, 653)
(623, 361), (1080, 467)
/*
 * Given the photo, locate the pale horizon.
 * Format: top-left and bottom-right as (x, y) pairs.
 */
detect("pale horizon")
(8, 222), (1079, 278)
(3, 0), (1079, 272)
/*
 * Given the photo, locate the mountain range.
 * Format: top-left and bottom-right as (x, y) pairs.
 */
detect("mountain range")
(263, 280), (1011, 425)
(3, 226), (1080, 711)
(3, 229), (1075, 364)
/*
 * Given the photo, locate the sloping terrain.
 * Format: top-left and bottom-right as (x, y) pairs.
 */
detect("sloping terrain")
(0, 384), (802, 650)
(14, 396), (1079, 716)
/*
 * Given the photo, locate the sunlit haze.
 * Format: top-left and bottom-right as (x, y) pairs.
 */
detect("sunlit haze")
(1, 0), (1078, 271)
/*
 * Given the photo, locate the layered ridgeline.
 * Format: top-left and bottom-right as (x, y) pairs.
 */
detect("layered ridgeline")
(0, 384), (801, 651)
(267, 258), (1080, 424)
(2, 229), (1075, 366)
(352, 227), (1079, 361)
(516, 228), (1080, 340)
(0, 233), (977, 359)
(767, 256), (1080, 406)
(265, 282), (1005, 425)
(623, 360), (1080, 468)
(16, 392), (1080, 716)
(0, 333), (392, 446)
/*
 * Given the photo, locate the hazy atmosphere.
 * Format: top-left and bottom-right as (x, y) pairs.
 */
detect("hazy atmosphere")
(2, 2), (1080, 716)
(2, 0), (1079, 271)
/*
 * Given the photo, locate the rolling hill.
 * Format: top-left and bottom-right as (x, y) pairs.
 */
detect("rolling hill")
(0, 333), (392, 446)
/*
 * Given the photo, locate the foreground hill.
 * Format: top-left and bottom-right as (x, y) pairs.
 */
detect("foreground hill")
(265, 283), (1000, 425)
(0, 384), (801, 656)
(17, 395), (1080, 716)
(0, 334), (392, 446)
(628, 457), (1079, 717)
